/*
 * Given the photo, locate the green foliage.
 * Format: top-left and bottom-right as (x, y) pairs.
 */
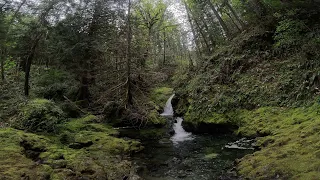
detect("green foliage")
(274, 19), (306, 49)
(3, 58), (16, 71)
(147, 109), (166, 125)
(16, 99), (65, 133)
(33, 69), (77, 100)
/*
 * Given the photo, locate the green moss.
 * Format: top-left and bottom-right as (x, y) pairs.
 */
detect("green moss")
(0, 115), (142, 179)
(0, 128), (53, 180)
(236, 104), (320, 179)
(146, 86), (173, 126)
(147, 109), (166, 125)
(204, 153), (219, 159)
(61, 115), (118, 135)
(150, 87), (173, 107)
(16, 98), (65, 133)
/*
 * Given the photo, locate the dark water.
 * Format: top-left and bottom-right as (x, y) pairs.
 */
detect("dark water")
(130, 133), (254, 180)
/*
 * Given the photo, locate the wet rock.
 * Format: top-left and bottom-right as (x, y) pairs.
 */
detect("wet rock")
(177, 170), (187, 178)
(182, 121), (238, 135)
(68, 141), (93, 149)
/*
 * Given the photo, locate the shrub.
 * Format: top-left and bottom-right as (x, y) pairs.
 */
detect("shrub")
(16, 99), (65, 133)
(33, 69), (78, 100)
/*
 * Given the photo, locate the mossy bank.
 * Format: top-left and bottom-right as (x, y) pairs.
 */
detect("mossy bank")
(174, 97), (320, 179)
(0, 99), (143, 180)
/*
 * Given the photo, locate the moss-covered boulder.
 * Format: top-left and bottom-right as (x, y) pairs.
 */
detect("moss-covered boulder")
(236, 104), (320, 179)
(16, 99), (65, 133)
(150, 87), (173, 108)
(0, 115), (143, 180)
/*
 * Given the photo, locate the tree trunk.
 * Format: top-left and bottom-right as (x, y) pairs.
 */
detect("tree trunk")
(225, 1), (245, 28)
(207, 0), (230, 37)
(183, 0), (202, 57)
(126, 0), (133, 107)
(1, 52), (4, 82)
(163, 28), (166, 65)
(225, 11), (241, 32)
(78, 71), (90, 100)
(24, 35), (42, 96)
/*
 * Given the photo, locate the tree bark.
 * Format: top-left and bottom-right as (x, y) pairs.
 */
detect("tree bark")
(24, 0), (56, 96)
(163, 28), (166, 65)
(207, 0), (230, 37)
(225, 11), (241, 32)
(24, 34), (42, 96)
(225, 1), (245, 28)
(183, 0), (202, 57)
(1, 51), (4, 82)
(126, 0), (133, 107)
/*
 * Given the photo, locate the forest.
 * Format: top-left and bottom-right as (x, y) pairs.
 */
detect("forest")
(0, 0), (320, 179)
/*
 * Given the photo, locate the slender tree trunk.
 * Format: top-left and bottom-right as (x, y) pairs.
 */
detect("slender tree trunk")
(24, 35), (42, 96)
(199, 16), (215, 52)
(193, 18), (211, 54)
(183, 0), (202, 57)
(207, 0), (230, 37)
(225, 1), (245, 28)
(163, 28), (166, 65)
(226, 11), (241, 32)
(126, 0), (133, 107)
(188, 5), (212, 53)
(24, 0), (56, 97)
(1, 52), (4, 82)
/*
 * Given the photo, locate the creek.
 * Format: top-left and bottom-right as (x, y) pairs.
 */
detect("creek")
(121, 95), (255, 180)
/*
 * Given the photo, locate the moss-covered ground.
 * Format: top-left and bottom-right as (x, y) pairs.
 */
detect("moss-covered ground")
(235, 104), (320, 179)
(0, 115), (142, 180)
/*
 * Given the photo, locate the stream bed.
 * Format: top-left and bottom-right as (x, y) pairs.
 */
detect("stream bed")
(122, 95), (254, 179)
(120, 119), (255, 180)
(131, 130), (254, 180)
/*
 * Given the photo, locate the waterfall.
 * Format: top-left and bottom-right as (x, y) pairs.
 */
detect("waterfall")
(171, 117), (193, 144)
(160, 94), (175, 116)
(160, 94), (193, 144)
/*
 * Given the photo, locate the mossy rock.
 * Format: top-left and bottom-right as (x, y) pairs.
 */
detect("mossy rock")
(236, 104), (320, 179)
(147, 109), (166, 126)
(16, 98), (65, 133)
(0, 128), (53, 180)
(150, 87), (173, 108)
(0, 115), (143, 180)
(60, 115), (118, 135)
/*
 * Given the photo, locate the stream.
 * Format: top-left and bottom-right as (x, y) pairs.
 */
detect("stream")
(122, 95), (255, 180)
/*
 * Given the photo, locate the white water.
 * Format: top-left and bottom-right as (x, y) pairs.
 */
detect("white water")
(171, 117), (194, 144)
(160, 94), (193, 144)
(160, 94), (175, 116)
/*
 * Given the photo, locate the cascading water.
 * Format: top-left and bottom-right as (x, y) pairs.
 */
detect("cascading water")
(160, 94), (175, 116)
(161, 94), (193, 144)
(130, 94), (255, 179)
(171, 117), (193, 144)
